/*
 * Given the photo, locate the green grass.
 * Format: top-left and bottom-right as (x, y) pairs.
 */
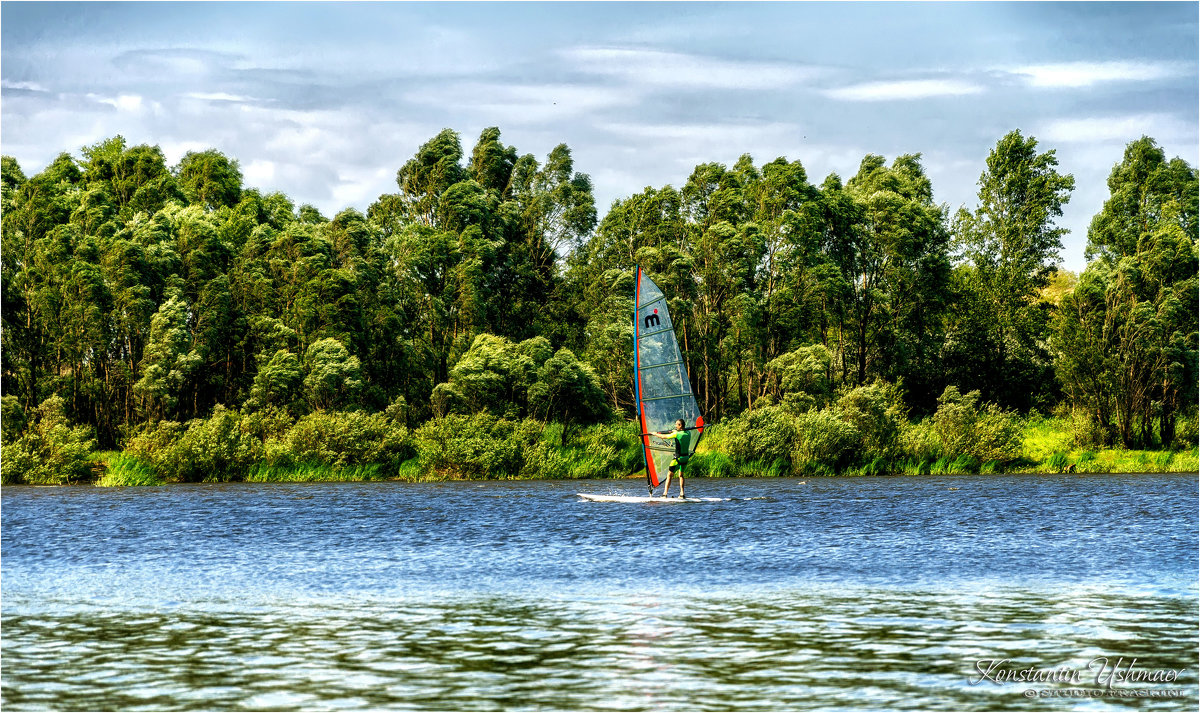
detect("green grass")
(96, 452), (163, 486)
(244, 463), (389, 483)
(1065, 447), (1198, 474)
(1011, 417), (1198, 474)
(686, 451), (736, 478)
(1022, 416), (1074, 463)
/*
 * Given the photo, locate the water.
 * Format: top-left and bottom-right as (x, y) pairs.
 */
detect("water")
(2, 474), (1196, 711)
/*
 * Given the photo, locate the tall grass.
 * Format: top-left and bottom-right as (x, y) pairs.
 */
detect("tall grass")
(244, 463), (388, 482)
(96, 452), (162, 487)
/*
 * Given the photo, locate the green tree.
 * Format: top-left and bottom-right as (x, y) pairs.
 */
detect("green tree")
(469, 126), (518, 196)
(133, 291), (201, 421)
(1053, 137), (1198, 447)
(303, 338), (363, 411)
(176, 149), (243, 210)
(247, 349), (303, 411)
(949, 130), (1075, 410)
(838, 154), (952, 410)
(431, 334), (545, 418)
(528, 347), (610, 443)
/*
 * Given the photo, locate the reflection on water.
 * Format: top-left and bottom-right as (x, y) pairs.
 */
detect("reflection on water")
(3, 591), (1196, 711)
(2, 475), (1197, 710)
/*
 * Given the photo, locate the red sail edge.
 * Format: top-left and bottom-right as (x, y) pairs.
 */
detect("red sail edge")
(634, 267), (659, 487)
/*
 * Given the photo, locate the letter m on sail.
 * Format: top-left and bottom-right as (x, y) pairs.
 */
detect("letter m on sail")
(644, 313), (660, 329)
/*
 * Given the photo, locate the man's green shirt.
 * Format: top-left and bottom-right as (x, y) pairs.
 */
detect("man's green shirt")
(669, 430), (691, 459)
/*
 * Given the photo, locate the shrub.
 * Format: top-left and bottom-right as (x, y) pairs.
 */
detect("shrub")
(1174, 414), (1199, 450)
(931, 386), (1023, 464)
(413, 414), (541, 479)
(900, 418), (941, 462)
(1, 395), (27, 445)
(0, 395), (98, 485)
(124, 419), (186, 476)
(792, 409), (859, 473)
(242, 406), (295, 443)
(283, 409), (413, 468)
(722, 406), (797, 468)
(835, 380), (907, 459)
(133, 405), (262, 482)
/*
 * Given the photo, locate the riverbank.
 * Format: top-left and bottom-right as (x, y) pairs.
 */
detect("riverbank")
(6, 400), (1195, 487)
(87, 415), (1197, 486)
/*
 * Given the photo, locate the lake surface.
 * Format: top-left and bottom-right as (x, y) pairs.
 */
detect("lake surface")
(2, 474), (1197, 711)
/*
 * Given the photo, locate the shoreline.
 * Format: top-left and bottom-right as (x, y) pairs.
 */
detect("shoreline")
(67, 445), (1198, 486)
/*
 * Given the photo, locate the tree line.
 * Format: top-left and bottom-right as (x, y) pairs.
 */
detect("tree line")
(1, 127), (1196, 481)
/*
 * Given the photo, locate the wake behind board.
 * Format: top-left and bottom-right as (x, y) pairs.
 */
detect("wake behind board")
(578, 493), (726, 503)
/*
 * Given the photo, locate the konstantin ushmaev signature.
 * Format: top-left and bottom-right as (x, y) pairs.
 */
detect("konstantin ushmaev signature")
(969, 656), (1188, 692)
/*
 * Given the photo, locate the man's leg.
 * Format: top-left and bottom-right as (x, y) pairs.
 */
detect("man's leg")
(661, 469), (672, 497)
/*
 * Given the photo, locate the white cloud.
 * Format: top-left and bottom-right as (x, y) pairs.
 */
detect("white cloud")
(182, 92), (260, 103)
(1009, 61), (1180, 88)
(405, 82), (636, 123)
(598, 120), (800, 145)
(825, 79), (984, 102)
(563, 47), (824, 90)
(330, 166), (394, 210)
(160, 141), (211, 165)
(1038, 113), (1194, 144)
(91, 93), (146, 113)
(241, 159), (277, 186)
(1, 79), (50, 92)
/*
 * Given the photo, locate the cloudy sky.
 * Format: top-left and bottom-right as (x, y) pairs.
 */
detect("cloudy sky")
(2, 1), (1196, 272)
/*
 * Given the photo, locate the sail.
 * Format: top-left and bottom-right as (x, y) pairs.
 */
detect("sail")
(633, 267), (705, 488)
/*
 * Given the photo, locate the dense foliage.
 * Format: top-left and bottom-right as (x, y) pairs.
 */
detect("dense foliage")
(1, 128), (1195, 484)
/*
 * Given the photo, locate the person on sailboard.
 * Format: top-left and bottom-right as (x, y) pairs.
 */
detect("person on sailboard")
(655, 419), (691, 498)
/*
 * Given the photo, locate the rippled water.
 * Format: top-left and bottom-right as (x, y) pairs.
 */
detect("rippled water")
(3, 475), (1197, 710)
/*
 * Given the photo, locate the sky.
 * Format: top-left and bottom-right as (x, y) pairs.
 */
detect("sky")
(2, 1), (1197, 272)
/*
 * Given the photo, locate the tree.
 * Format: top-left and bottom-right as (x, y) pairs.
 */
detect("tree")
(528, 347), (610, 443)
(837, 154), (952, 410)
(176, 149), (243, 210)
(469, 127), (518, 196)
(133, 291), (201, 421)
(247, 349), (303, 411)
(948, 130), (1075, 410)
(430, 334), (544, 418)
(395, 129), (468, 227)
(303, 337), (362, 411)
(1053, 137), (1198, 447)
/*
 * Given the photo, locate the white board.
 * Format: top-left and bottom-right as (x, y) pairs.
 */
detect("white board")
(577, 493), (726, 503)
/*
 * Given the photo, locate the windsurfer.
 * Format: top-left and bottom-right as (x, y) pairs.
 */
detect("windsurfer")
(655, 419), (691, 498)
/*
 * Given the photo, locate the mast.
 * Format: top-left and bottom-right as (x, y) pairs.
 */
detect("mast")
(633, 266), (705, 495)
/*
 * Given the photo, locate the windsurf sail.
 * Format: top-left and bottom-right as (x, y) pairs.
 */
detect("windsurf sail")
(633, 266), (705, 493)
